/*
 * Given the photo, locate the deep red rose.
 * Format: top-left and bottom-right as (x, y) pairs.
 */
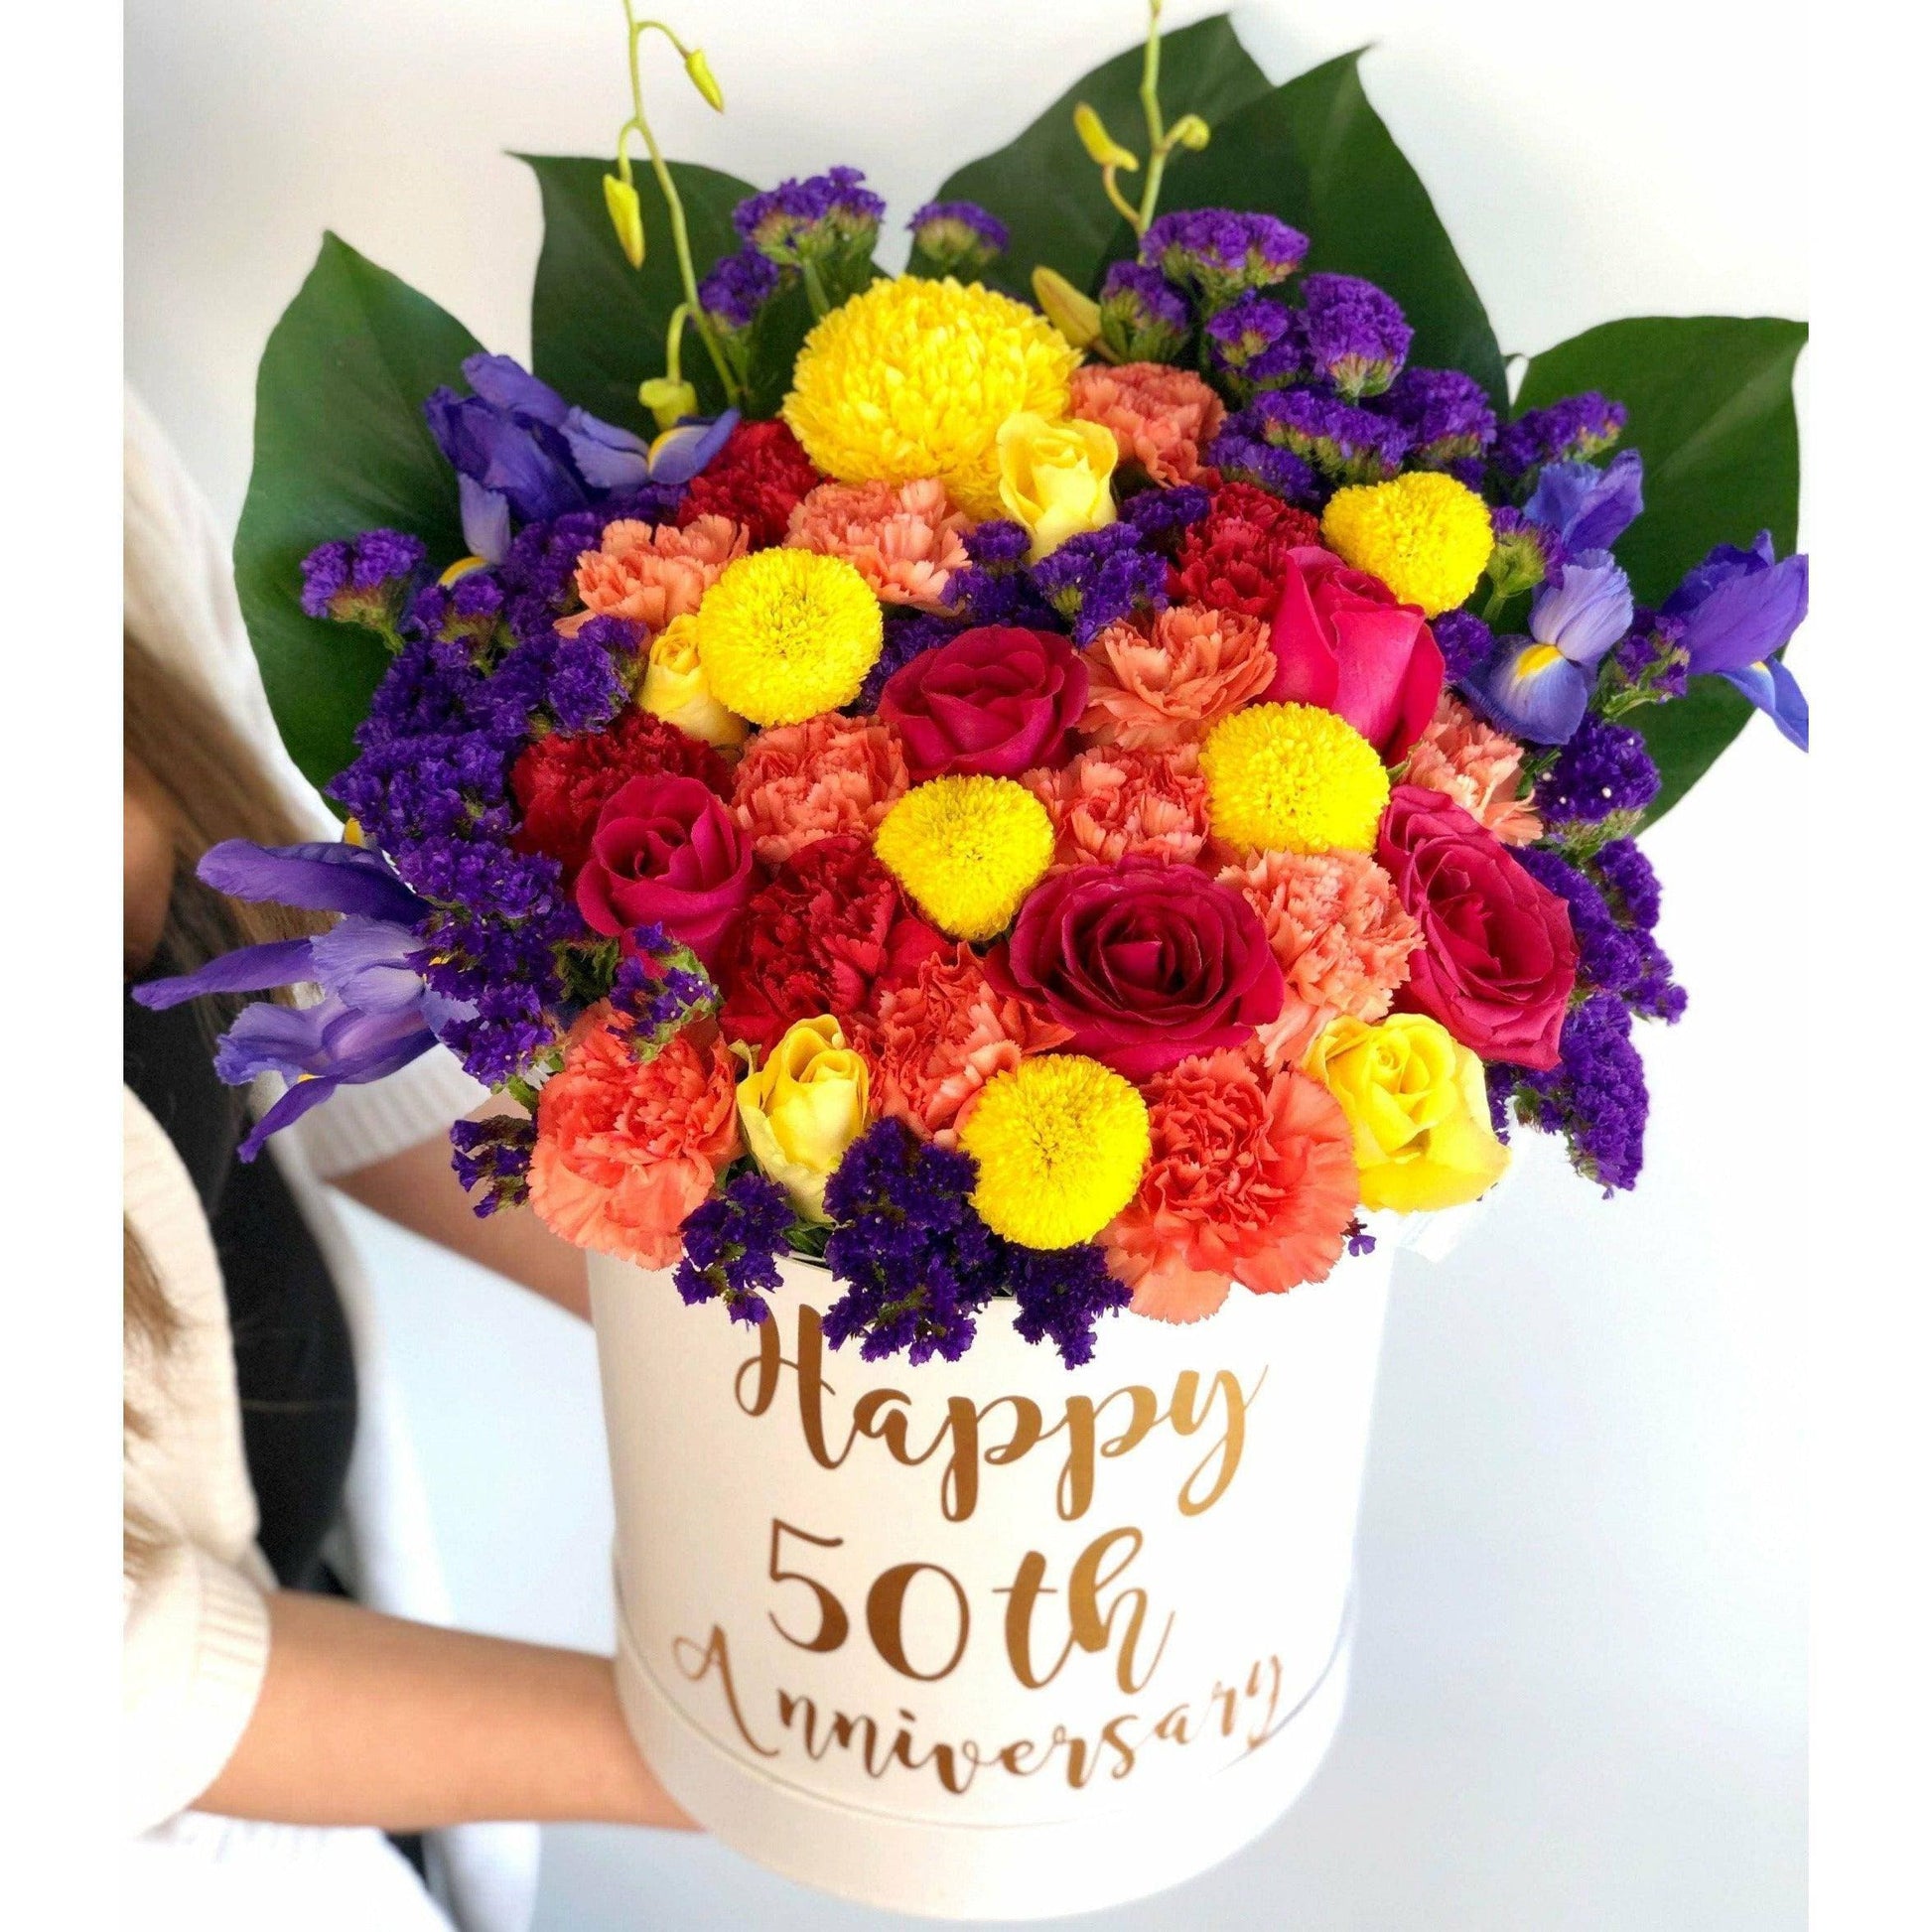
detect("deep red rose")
(717, 835), (946, 1056)
(988, 857), (1284, 1080)
(880, 625), (1088, 782)
(512, 709), (731, 886)
(1266, 544), (1444, 760)
(574, 773), (754, 968)
(676, 419), (822, 548)
(1378, 784), (1578, 1070)
(1169, 483), (1322, 620)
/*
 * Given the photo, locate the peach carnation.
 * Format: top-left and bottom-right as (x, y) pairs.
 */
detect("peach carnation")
(731, 714), (911, 867)
(784, 477), (972, 613)
(1082, 603), (1277, 750)
(1219, 849), (1424, 1068)
(1068, 362), (1226, 486)
(863, 942), (1072, 1143)
(1105, 1049), (1359, 1323)
(562, 514), (749, 636)
(1403, 693), (1543, 846)
(528, 1008), (741, 1270)
(1024, 743), (1210, 871)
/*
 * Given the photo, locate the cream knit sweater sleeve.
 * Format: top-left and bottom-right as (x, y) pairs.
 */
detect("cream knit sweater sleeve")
(124, 1088), (273, 1837)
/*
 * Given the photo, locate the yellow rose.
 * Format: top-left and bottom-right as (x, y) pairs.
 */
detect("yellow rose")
(640, 613), (749, 752)
(1304, 1014), (1508, 1214)
(737, 1017), (871, 1222)
(996, 411), (1118, 559)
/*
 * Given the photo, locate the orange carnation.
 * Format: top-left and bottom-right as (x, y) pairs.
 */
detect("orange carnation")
(731, 713), (911, 867)
(562, 514), (749, 636)
(784, 477), (972, 613)
(1068, 362), (1226, 485)
(1403, 693), (1543, 846)
(528, 1008), (741, 1270)
(863, 941), (1072, 1143)
(1081, 603), (1277, 749)
(1105, 1049), (1359, 1322)
(1024, 743), (1210, 871)
(1219, 848), (1424, 1067)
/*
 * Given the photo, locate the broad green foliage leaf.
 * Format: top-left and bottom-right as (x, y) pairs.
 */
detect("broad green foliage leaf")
(234, 233), (480, 797)
(930, 14), (1269, 303)
(1111, 51), (1506, 404)
(1516, 316), (1807, 819)
(521, 155), (759, 431)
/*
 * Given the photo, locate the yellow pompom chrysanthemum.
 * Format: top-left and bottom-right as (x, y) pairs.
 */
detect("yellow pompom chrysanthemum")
(873, 775), (1053, 941)
(1320, 471), (1495, 618)
(782, 276), (1081, 518)
(959, 1054), (1151, 1249)
(693, 548), (883, 727)
(1201, 702), (1391, 855)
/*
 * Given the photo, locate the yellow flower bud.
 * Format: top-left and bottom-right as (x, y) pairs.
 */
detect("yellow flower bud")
(1168, 113), (1211, 152)
(996, 411), (1119, 560)
(1303, 1014), (1509, 1214)
(737, 1017), (871, 1222)
(604, 172), (645, 269)
(639, 613), (749, 751)
(1031, 265), (1102, 351)
(1073, 101), (1139, 171)
(638, 375), (700, 434)
(684, 47), (725, 113)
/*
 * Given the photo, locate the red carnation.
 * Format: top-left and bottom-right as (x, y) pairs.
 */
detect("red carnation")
(676, 419), (823, 549)
(511, 708), (732, 886)
(1170, 481), (1321, 620)
(716, 835), (946, 1056)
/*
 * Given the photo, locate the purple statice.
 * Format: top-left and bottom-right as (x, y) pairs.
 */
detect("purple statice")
(908, 200), (1008, 273)
(1505, 994), (1651, 1193)
(1344, 1217), (1378, 1258)
(1494, 391), (1628, 488)
(1298, 272), (1412, 399)
(1121, 483), (1212, 552)
(699, 243), (785, 334)
(1514, 846), (1646, 997)
(1374, 366), (1497, 469)
(1483, 506), (1567, 604)
(1139, 208), (1308, 312)
(857, 612), (966, 712)
(1029, 523), (1168, 644)
(449, 1114), (537, 1216)
(1434, 609), (1496, 687)
(408, 567), (507, 656)
(821, 1121), (1008, 1364)
(1098, 260), (1192, 364)
(1601, 607), (1692, 714)
(675, 1171), (795, 1326)
(1201, 293), (1303, 395)
(609, 928), (721, 1059)
(1007, 1243), (1132, 1370)
(963, 518), (1034, 570)
(1591, 837), (1661, 933)
(301, 529), (427, 643)
(1535, 713), (1661, 845)
(1201, 422), (1318, 504)
(734, 166), (883, 304)
(1247, 387), (1411, 485)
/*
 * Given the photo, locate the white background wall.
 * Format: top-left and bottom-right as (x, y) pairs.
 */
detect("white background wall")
(126, 2), (1809, 1925)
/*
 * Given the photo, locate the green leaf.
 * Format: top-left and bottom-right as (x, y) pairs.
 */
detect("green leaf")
(1516, 315), (1807, 818)
(520, 154), (760, 430)
(929, 14), (1269, 303)
(233, 232), (480, 798)
(1112, 50), (1506, 403)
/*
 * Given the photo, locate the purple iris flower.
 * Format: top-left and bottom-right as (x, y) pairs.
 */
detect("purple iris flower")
(1524, 450), (1644, 553)
(1661, 530), (1810, 750)
(131, 840), (470, 1160)
(425, 352), (735, 562)
(1468, 549), (1633, 745)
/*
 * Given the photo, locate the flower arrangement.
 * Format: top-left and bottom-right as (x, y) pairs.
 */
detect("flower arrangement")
(145, 3), (1808, 1369)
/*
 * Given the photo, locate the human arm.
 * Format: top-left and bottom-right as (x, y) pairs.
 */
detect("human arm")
(197, 1589), (691, 1831)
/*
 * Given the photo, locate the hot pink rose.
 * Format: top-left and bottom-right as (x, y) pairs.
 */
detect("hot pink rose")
(880, 625), (1088, 782)
(574, 773), (754, 968)
(989, 857), (1284, 1080)
(1266, 544), (1445, 760)
(1378, 783), (1578, 1070)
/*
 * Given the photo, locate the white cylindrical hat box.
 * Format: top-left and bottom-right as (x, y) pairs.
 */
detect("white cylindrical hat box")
(591, 1235), (1408, 1920)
